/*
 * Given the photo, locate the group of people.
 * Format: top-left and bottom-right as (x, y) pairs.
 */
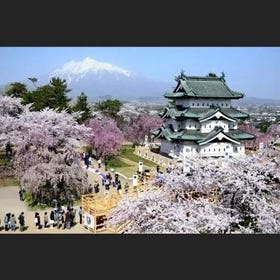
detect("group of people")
(102, 172), (127, 195)
(0, 206), (84, 232)
(81, 152), (102, 170)
(1, 212), (25, 232)
(33, 206), (82, 230)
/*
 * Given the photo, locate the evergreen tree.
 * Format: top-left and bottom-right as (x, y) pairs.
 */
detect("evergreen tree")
(5, 82), (28, 98)
(22, 77), (71, 111)
(49, 77), (71, 111)
(72, 92), (92, 123)
(93, 99), (122, 120)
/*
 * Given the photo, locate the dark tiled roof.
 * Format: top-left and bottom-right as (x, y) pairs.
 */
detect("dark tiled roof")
(164, 75), (244, 99)
(229, 130), (256, 140)
(159, 106), (249, 120)
(153, 126), (255, 143)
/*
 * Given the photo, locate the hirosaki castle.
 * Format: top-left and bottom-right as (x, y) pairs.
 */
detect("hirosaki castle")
(153, 73), (255, 159)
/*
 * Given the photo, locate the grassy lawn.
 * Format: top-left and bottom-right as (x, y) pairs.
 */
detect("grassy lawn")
(0, 158), (10, 165)
(107, 156), (135, 177)
(106, 145), (157, 178)
(0, 177), (20, 187)
(120, 145), (157, 168)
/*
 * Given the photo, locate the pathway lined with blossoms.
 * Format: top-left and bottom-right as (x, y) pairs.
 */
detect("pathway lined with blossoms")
(0, 185), (91, 234)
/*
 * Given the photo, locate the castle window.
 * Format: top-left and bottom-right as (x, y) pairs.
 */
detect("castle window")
(194, 124), (196, 128)
(189, 124), (191, 128)
(209, 149), (210, 152)
(235, 147), (238, 151)
(197, 103), (199, 106)
(192, 103), (194, 106)
(224, 148), (225, 151)
(209, 125), (211, 128)
(204, 149), (206, 152)
(207, 103), (209, 106)
(226, 104), (228, 107)
(196, 149), (198, 152)
(202, 103), (204, 107)
(214, 148), (215, 152)
(219, 148), (220, 152)
(221, 104), (223, 107)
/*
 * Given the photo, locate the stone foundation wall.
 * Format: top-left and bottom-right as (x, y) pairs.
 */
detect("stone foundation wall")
(134, 146), (178, 169)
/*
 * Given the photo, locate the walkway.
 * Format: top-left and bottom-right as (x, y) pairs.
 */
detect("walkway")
(0, 186), (90, 234)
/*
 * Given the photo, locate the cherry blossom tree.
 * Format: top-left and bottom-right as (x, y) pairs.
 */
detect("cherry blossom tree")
(87, 117), (124, 158)
(21, 160), (89, 206)
(108, 149), (280, 233)
(267, 123), (280, 143)
(123, 114), (164, 144)
(239, 123), (273, 150)
(0, 95), (92, 205)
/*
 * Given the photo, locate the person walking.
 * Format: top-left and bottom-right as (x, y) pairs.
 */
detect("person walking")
(19, 188), (23, 201)
(44, 212), (49, 228)
(124, 182), (129, 193)
(156, 165), (160, 173)
(97, 158), (101, 169)
(18, 212), (25, 232)
(35, 212), (41, 230)
(4, 213), (11, 231)
(78, 206), (83, 224)
(10, 214), (16, 231)
(94, 181), (100, 194)
(65, 211), (71, 229)
(21, 186), (26, 201)
(70, 208), (75, 227)
(84, 154), (90, 169)
(105, 179), (110, 196)
(117, 181), (122, 195)
(49, 210), (55, 228)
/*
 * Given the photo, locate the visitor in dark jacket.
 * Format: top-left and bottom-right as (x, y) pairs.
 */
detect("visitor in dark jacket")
(18, 212), (25, 232)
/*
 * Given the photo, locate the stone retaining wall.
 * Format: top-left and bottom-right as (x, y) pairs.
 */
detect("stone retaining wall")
(134, 146), (178, 169)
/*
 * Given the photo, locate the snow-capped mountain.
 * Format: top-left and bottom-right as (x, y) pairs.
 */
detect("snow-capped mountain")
(46, 57), (172, 102)
(50, 57), (132, 83)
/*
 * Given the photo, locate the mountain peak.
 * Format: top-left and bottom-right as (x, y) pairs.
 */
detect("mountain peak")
(50, 57), (132, 82)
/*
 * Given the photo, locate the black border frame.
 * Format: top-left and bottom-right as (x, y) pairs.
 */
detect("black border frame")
(1, 1), (280, 278)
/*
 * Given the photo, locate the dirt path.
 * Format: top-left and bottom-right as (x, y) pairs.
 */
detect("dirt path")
(0, 186), (91, 234)
(0, 159), (139, 234)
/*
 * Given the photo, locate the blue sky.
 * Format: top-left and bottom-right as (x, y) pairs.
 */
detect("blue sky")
(0, 47), (279, 99)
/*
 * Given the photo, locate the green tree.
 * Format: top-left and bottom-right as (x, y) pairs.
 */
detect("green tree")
(257, 121), (272, 133)
(49, 77), (71, 111)
(5, 82), (28, 98)
(22, 77), (72, 111)
(93, 99), (122, 120)
(72, 92), (92, 123)
(22, 85), (54, 111)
